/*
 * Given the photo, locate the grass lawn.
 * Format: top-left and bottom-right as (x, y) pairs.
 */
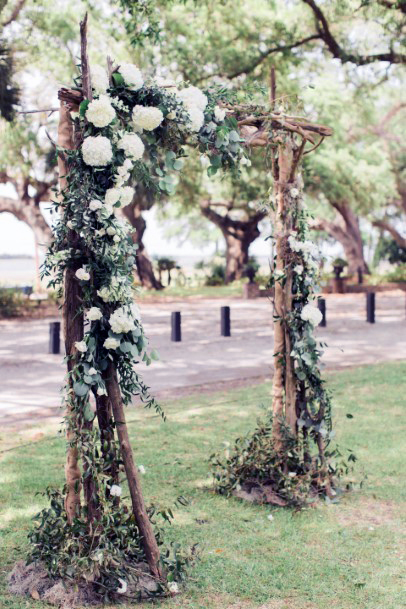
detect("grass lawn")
(138, 282), (246, 301)
(0, 361), (405, 609)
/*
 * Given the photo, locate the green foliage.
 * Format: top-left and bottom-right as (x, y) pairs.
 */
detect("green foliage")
(28, 487), (188, 601)
(211, 411), (355, 508)
(0, 41), (19, 122)
(205, 262), (226, 286)
(374, 236), (406, 265)
(0, 288), (23, 318)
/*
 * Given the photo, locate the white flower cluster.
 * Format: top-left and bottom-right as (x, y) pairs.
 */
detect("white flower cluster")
(114, 159), (133, 187)
(89, 199), (103, 211)
(75, 267), (90, 281)
(104, 337), (120, 350)
(104, 186), (134, 207)
(110, 484), (122, 497)
(177, 85), (208, 133)
(109, 304), (140, 334)
(214, 106), (226, 122)
(300, 303), (323, 326)
(111, 97), (129, 113)
(132, 105), (164, 131)
(91, 65), (109, 94)
(118, 133), (145, 160)
(86, 307), (103, 321)
(119, 63), (144, 90)
(86, 95), (116, 128)
(82, 136), (113, 166)
(288, 234), (319, 260)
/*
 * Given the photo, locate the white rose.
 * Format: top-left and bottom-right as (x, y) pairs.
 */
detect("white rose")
(89, 199), (102, 211)
(75, 268), (90, 281)
(105, 188), (121, 205)
(132, 105), (164, 131)
(167, 110), (176, 120)
(82, 136), (113, 167)
(214, 106), (226, 122)
(120, 186), (134, 206)
(88, 367), (98, 375)
(86, 307), (103, 321)
(91, 65), (109, 94)
(300, 303), (322, 326)
(110, 484), (122, 497)
(177, 86), (207, 111)
(74, 340), (87, 353)
(95, 228), (106, 237)
(86, 95), (116, 128)
(97, 386), (107, 396)
(106, 226), (116, 236)
(119, 63), (144, 90)
(109, 305), (136, 334)
(104, 337), (120, 350)
(117, 133), (145, 160)
(187, 107), (204, 132)
(99, 204), (115, 219)
(294, 265), (304, 275)
(113, 235), (120, 242)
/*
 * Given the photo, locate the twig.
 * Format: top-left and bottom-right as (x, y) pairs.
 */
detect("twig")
(80, 13), (92, 101)
(18, 108), (59, 115)
(303, 136), (325, 155)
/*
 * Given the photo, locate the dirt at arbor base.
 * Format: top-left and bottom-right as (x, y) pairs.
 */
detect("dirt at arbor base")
(233, 481), (288, 506)
(8, 561), (160, 608)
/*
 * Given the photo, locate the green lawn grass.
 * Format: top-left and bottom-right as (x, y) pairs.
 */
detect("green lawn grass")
(1, 362), (405, 609)
(138, 282), (245, 301)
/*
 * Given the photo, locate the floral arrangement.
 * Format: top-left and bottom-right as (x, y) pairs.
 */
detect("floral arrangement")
(34, 60), (247, 599)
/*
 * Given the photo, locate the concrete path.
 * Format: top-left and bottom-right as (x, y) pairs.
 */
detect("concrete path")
(0, 291), (405, 430)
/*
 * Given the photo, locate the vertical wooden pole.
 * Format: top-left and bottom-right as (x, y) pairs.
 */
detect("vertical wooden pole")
(58, 102), (83, 523)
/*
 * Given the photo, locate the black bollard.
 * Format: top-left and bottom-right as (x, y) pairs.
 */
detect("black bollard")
(357, 267), (363, 285)
(171, 311), (181, 342)
(220, 306), (231, 337)
(317, 298), (327, 327)
(366, 292), (375, 323)
(49, 321), (61, 354)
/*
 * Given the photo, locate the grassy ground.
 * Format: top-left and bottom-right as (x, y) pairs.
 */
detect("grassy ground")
(138, 282), (246, 301)
(0, 362), (405, 609)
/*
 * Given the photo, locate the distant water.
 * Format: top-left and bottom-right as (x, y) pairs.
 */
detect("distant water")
(0, 257), (39, 287)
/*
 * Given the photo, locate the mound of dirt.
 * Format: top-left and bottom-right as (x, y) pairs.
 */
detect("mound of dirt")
(8, 560), (160, 608)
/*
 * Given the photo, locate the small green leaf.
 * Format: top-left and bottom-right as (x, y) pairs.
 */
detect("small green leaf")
(73, 382), (89, 397)
(112, 72), (125, 86)
(79, 100), (90, 117)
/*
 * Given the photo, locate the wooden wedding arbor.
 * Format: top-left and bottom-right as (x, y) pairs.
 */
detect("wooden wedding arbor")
(53, 17), (333, 589)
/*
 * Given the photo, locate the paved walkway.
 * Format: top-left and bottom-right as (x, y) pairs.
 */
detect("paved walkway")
(0, 291), (405, 430)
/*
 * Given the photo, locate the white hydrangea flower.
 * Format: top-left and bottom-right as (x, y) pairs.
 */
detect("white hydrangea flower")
(109, 305), (136, 334)
(117, 133), (145, 160)
(300, 304), (322, 326)
(91, 65), (109, 94)
(187, 107), (204, 132)
(214, 106), (226, 122)
(116, 578), (127, 594)
(104, 337), (120, 350)
(86, 307), (103, 321)
(132, 105), (164, 131)
(89, 199), (103, 211)
(105, 187), (121, 206)
(110, 484), (122, 497)
(123, 159), (133, 170)
(177, 86), (208, 111)
(82, 136), (113, 166)
(120, 186), (134, 206)
(86, 95), (116, 128)
(75, 268), (90, 281)
(113, 235), (120, 243)
(119, 63), (144, 90)
(74, 340), (87, 353)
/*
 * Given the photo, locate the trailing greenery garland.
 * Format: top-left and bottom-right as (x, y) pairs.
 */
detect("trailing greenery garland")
(31, 61), (247, 599)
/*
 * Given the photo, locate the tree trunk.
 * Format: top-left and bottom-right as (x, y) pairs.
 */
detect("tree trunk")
(0, 195), (52, 250)
(199, 200), (264, 283)
(121, 202), (163, 290)
(312, 202), (369, 274)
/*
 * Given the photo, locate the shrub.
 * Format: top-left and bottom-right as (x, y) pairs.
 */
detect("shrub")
(0, 287), (24, 318)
